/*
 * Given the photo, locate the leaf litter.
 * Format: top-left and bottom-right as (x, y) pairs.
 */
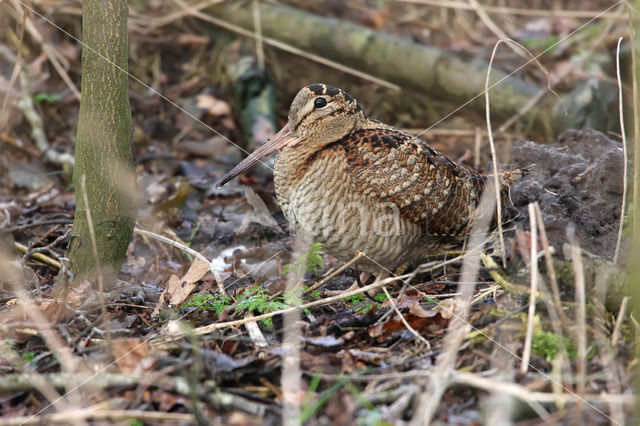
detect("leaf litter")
(0, 0), (635, 424)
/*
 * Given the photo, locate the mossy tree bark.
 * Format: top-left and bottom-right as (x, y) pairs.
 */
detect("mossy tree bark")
(66, 0), (136, 287)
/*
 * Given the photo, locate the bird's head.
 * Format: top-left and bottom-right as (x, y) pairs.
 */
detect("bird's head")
(216, 84), (363, 188)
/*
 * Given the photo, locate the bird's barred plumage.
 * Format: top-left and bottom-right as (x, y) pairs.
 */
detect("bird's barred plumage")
(218, 83), (517, 272)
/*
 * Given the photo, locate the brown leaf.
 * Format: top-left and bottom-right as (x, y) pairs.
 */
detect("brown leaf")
(151, 258), (209, 316)
(112, 338), (152, 374)
(65, 280), (92, 309)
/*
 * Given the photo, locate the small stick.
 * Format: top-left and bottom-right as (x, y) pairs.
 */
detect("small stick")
(534, 203), (569, 330)
(611, 296), (630, 347)
(520, 203), (538, 374)
(484, 41), (506, 267)
(13, 242), (62, 269)
(303, 251), (366, 295)
(567, 226), (587, 418)
(382, 285), (431, 349)
(134, 227), (226, 294)
(244, 312), (268, 348)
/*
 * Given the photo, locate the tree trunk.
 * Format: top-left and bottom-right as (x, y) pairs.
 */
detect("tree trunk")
(66, 0), (136, 286)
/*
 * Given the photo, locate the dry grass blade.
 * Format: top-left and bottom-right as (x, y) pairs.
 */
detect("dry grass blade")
(0, 10), (24, 127)
(466, 0), (526, 58)
(611, 296), (629, 347)
(567, 226), (587, 419)
(451, 371), (634, 405)
(614, 36), (628, 264)
(484, 40), (506, 267)
(520, 203), (538, 374)
(282, 243), (303, 426)
(533, 203), (568, 330)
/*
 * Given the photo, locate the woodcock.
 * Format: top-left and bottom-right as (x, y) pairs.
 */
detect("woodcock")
(217, 84), (515, 273)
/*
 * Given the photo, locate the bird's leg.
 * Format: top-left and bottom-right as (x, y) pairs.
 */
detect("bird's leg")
(348, 266), (377, 302)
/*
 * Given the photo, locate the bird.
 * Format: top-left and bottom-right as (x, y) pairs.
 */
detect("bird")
(217, 83), (517, 274)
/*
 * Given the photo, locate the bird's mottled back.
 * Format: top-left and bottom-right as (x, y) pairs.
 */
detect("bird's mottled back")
(218, 83), (517, 272)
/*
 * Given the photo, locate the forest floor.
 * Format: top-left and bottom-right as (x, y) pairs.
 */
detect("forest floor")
(0, 0), (636, 424)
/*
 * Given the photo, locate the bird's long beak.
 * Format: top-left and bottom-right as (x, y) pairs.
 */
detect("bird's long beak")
(216, 125), (296, 188)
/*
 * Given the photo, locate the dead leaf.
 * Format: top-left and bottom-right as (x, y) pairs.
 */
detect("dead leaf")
(238, 187), (282, 234)
(66, 280), (92, 309)
(151, 258), (210, 316)
(112, 338), (152, 374)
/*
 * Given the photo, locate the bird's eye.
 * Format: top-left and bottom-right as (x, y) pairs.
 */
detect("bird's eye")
(314, 97), (328, 109)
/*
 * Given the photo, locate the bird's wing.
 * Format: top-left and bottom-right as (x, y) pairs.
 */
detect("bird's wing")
(339, 124), (486, 238)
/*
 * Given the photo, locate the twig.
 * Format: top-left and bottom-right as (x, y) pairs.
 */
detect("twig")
(611, 296), (630, 347)
(381, 285), (431, 349)
(484, 40), (506, 267)
(303, 251), (366, 295)
(567, 226), (587, 418)
(244, 312), (268, 348)
(466, 0), (526, 59)
(450, 371), (634, 405)
(13, 241), (62, 269)
(520, 203), (538, 374)
(533, 203), (569, 330)
(2, 219), (74, 234)
(614, 37), (628, 264)
(134, 227), (226, 294)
